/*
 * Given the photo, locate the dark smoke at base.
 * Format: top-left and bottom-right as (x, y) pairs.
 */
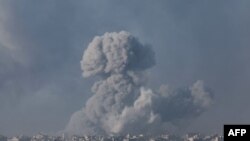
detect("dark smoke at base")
(64, 31), (212, 135)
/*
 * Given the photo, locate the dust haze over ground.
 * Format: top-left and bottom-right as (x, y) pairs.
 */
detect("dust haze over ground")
(65, 31), (212, 135)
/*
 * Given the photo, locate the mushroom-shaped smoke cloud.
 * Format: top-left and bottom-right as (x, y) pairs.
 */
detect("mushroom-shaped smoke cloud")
(65, 31), (212, 135)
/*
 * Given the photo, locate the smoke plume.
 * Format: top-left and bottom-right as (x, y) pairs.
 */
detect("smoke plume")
(65, 31), (212, 135)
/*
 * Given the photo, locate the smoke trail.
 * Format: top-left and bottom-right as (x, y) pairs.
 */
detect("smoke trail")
(65, 31), (212, 135)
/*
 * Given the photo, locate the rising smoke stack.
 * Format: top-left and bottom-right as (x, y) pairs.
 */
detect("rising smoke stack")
(65, 31), (212, 135)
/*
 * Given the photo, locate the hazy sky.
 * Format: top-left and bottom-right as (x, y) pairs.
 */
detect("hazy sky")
(0, 0), (250, 136)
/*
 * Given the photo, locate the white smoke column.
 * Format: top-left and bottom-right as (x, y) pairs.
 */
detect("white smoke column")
(65, 31), (213, 135)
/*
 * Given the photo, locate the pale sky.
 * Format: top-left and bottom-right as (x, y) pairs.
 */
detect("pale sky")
(0, 0), (250, 136)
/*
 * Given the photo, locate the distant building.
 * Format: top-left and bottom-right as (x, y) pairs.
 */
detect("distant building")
(0, 135), (7, 141)
(0, 133), (224, 141)
(7, 137), (19, 141)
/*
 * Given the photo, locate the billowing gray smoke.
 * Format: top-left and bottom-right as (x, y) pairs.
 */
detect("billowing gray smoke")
(65, 31), (212, 135)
